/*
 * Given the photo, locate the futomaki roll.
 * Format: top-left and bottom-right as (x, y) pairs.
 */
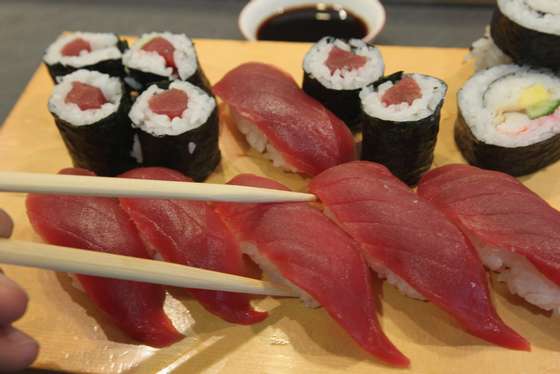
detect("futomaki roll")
(456, 64), (560, 176)
(359, 72), (447, 185)
(302, 37), (384, 130)
(44, 32), (128, 82)
(490, 0), (560, 70)
(122, 32), (211, 94)
(128, 81), (220, 181)
(48, 70), (137, 176)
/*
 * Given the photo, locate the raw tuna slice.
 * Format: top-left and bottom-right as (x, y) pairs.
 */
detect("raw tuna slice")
(142, 36), (176, 69)
(309, 161), (529, 351)
(65, 82), (107, 110)
(119, 167), (267, 325)
(381, 76), (422, 106)
(215, 174), (409, 367)
(213, 62), (356, 176)
(148, 88), (188, 119)
(26, 168), (182, 347)
(325, 46), (367, 74)
(418, 164), (560, 313)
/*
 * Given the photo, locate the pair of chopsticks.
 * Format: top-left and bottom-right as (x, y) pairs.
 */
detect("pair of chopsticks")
(0, 170), (315, 297)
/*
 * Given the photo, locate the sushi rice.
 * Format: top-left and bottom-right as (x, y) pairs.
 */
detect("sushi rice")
(242, 243), (320, 308)
(468, 28), (512, 72)
(44, 32), (123, 69)
(231, 110), (299, 173)
(123, 32), (198, 81)
(459, 64), (560, 147)
(129, 80), (215, 137)
(498, 0), (560, 35)
(470, 234), (560, 313)
(360, 73), (447, 122)
(303, 37), (384, 91)
(48, 69), (122, 126)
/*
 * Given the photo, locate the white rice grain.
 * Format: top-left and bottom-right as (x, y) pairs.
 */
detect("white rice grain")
(48, 69), (122, 126)
(303, 37), (384, 90)
(129, 80), (215, 136)
(498, 0), (560, 36)
(44, 32), (122, 68)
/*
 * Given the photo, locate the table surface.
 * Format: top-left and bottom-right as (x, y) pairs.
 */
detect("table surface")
(3, 38), (560, 374)
(0, 0), (494, 124)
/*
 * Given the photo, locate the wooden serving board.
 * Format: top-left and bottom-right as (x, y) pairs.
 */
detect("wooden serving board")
(1, 39), (560, 374)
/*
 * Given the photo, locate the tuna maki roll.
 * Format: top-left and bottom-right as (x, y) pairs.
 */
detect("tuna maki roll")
(302, 37), (384, 130)
(48, 70), (137, 176)
(490, 0), (560, 70)
(122, 32), (211, 94)
(128, 81), (220, 181)
(44, 32), (128, 82)
(360, 72), (447, 185)
(456, 64), (560, 176)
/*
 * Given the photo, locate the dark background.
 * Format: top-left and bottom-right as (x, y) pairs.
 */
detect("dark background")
(1, 0), (493, 121)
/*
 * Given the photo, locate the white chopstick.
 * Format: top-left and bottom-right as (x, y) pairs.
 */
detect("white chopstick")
(0, 239), (295, 297)
(0, 171), (316, 203)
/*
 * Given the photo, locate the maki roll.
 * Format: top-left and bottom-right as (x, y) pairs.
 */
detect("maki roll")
(48, 70), (137, 176)
(490, 0), (560, 70)
(456, 64), (560, 176)
(360, 72), (447, 185)
(128, 81), (220, 181)
(44, 32), (128, 82)
(122, 32), (211, 93)
(302, 37), (384, 130)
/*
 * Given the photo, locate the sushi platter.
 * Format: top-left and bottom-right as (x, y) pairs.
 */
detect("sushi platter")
(2, 38), (560, 373)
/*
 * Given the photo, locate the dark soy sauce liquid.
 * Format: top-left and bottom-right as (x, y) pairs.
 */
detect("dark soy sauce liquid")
(256, 4), (368, 42)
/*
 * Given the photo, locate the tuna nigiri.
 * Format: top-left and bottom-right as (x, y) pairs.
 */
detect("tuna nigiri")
(309, 161), (529, 351)
(215, 174), (409, 367)
(213, 62), (356, 176)
(119, 167), (267, 325)
(418, 164), (560, 313)
(26, 168), (182, 347)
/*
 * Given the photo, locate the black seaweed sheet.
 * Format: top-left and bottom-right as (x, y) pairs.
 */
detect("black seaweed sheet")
(455, 112), (560, 176)
(135, 82), (220, 181)
(361, 72), (445, 186)
(491, 7), (560, 71)
(302, 71), (363, 131)
(125, 61), (212, 95)
(45, 37), (129, 82)
(52, 90), (138, 176)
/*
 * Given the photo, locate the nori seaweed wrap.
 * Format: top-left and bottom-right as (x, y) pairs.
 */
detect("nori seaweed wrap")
(44, 32), (128, 82)
(122, 32), (212, 94)
(491, 4), (560, 70)
(48, 70), (137, 176)
(128, 80), (220, 181)
(457, 64), (560, 176)
(360, 72), (447, 185)
(302, 37), (384, 131)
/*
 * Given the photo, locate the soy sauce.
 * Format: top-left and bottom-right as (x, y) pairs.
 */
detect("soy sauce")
(256, 4), (368, 42)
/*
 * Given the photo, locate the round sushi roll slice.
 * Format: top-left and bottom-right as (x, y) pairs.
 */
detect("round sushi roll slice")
(359, 72), (447, 185)
(48, 69), (137, 176)
(129, 81), (220, 181)
(44, 32), (128, 82)
(122, 32), (211, 94)
(457, 64), (560, 176)
(491, 0), (560, 70)
(302, 37), (384, 130)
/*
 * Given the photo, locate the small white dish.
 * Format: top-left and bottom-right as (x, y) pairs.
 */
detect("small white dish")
(239, 0), (386, 43)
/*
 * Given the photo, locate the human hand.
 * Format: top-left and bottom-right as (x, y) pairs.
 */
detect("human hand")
(0, 209), (39, 372)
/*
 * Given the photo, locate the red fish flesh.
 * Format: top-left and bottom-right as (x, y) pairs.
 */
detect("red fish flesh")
(148, 88), (189, 119)
(325, 46), (367, 74)
(26, 168), (182, 347)
(142, 36), (176, 69)
(381, 76), (422, 106)
(65, 82), (107, 111)
(215, 174), (409, 367)
(418, 164), (560, 312)
(309, 161), (529, 351)
(213, 62), (356, 176)
(119, 167), (267, 325)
